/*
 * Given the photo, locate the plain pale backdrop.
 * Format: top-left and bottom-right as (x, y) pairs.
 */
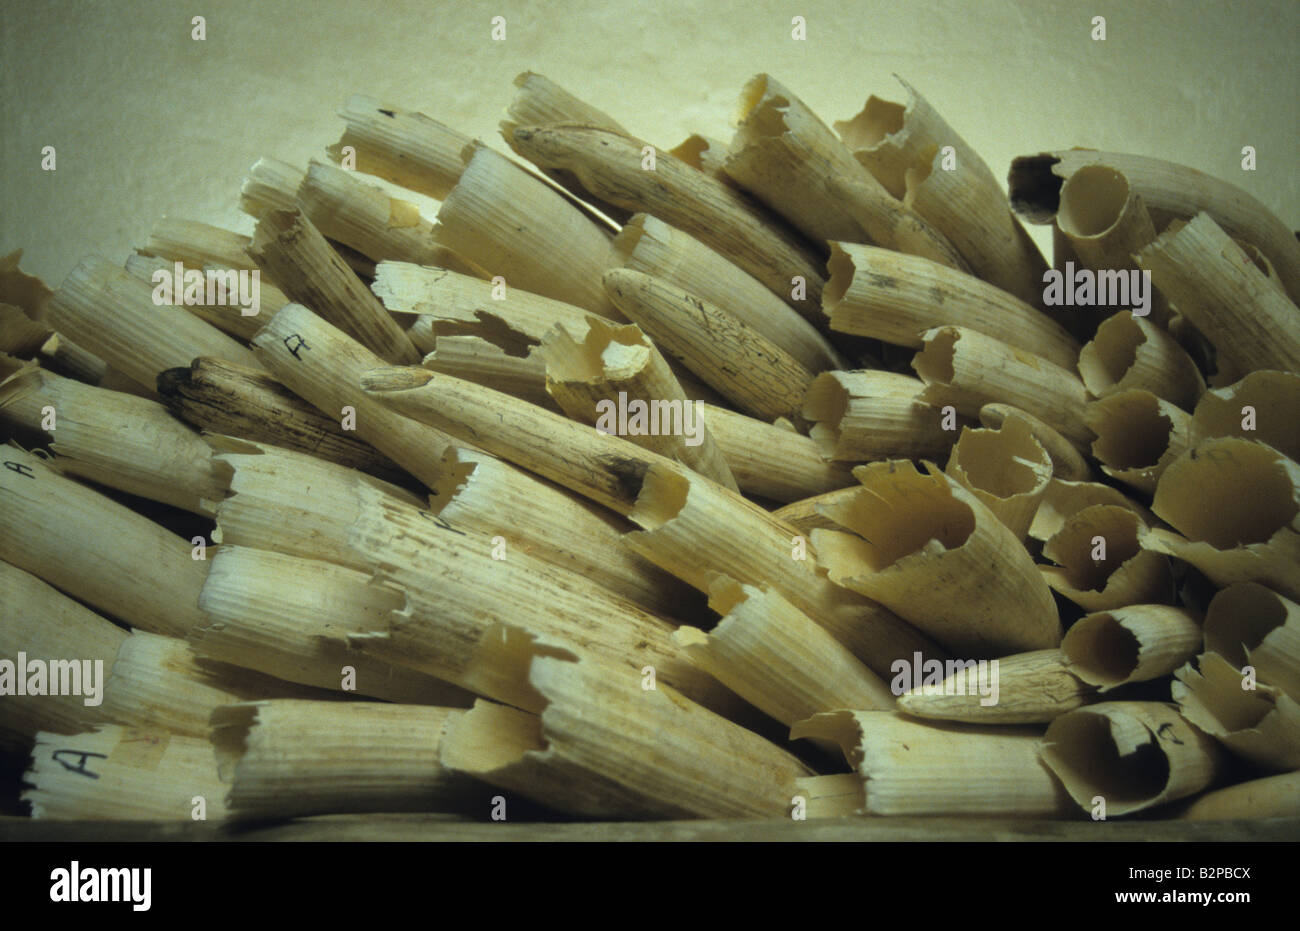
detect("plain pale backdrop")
(2, 0), (1297, 286)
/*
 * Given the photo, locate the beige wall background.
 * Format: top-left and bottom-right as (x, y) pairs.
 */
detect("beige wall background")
(2, 0), (1296, 286)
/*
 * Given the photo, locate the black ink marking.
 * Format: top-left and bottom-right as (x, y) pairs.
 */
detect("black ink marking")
(52, 749), (107, 779)
(419, 510), (467, 536)
(284, 334), (310, 359)
(3, 461), (35, 478)
(378, 108), (395, 118)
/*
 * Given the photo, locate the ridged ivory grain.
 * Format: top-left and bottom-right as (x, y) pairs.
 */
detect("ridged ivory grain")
(723, 75), (967, 272)
(1009, 149), (1300, 306)
(0, 361), (225, 515)
(812, 460), (1061, 656)
(0, 447), (207, 639)
(194, 545), (472, 706)
(1061, 606), (1202, 690)
(824, 242), (1077, 369)
(1190, 370), (1300, 461)
(1173, 653), (1300, 771)
(673, 578), (894, 726)
(836, 76), (1047, 304)
(1040, 701), (1226, 816)
(327, 94), (472, 199)
(1203, 583), (1300, 703)
(802, 369), (960, 463)
(944, 416), (1052, 540)
(1142, 438), (1300, 601)
(603, 269), (814, 421)
(438, 652), (812, 820)
(212, 701), (477, 819)
(978, 404), (1091, 481)
(912, 326), (1091, 446)
(1137, 214), (1300, 375)
(23, 726), (227, 821)
(896, 649), (1095, 724)
(1040, 504), (1173, 611)
(434, 145), (615, 315)
(1084, 389), (1192, 494)
(45, 256), (264, 391)
(540, 317), (736, 488)
(793, 711), (1074, 817)
(608, 213), (843, 370)
(248, 208), (419, 364)
(1077, 313), (1204, 409)
(507, 123), (826, 319)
